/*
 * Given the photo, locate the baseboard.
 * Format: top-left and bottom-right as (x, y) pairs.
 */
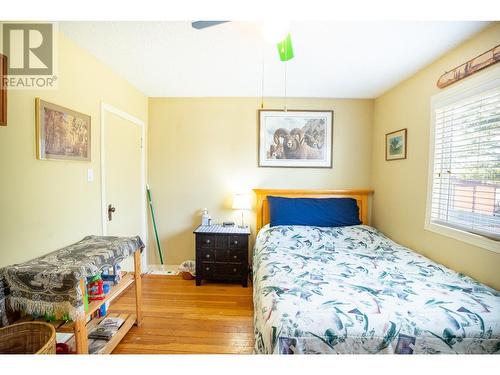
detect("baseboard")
(147, 264), (179, 275)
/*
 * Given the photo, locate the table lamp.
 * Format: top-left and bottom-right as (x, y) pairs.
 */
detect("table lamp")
(232, 193), (251, 228)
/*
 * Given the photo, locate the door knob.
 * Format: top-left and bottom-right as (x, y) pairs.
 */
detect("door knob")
(108, 204), (116, 221)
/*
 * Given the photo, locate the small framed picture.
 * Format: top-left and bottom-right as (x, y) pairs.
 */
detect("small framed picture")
(385, 128), (407, 161)
(35, 98), (91, 161)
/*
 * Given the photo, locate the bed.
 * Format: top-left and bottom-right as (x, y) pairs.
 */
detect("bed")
(252, 189), (500, 354)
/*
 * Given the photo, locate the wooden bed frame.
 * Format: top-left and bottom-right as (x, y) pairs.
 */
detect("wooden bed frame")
(253, 189), (374, 233)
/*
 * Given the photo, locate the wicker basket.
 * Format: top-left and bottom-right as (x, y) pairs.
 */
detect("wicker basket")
(0, 322), (56, 354)
(180, 271), (195, 280)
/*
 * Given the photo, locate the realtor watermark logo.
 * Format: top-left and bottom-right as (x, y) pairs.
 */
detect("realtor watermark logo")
(1, 22), (58, 89)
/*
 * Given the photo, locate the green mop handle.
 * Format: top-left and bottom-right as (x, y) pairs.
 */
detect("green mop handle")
(147, 185), (164, 265)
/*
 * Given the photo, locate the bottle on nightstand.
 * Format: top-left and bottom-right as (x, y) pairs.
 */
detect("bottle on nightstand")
(201, 208), (210, 226)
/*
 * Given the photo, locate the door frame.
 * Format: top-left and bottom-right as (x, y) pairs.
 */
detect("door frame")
(100, 102), (147, 271)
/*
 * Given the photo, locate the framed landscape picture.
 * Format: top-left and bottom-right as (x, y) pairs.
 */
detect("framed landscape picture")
(385, 128), (407, 161)
(35, 98), (91, 161)
(258, 109), (333, 168)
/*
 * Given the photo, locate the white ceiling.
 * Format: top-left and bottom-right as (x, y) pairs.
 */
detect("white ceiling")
(59, 21), (488, 98)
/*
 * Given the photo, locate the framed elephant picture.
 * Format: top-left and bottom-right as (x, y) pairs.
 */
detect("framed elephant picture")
(35, 98), (91, 161)
(258, 109), (333, 168)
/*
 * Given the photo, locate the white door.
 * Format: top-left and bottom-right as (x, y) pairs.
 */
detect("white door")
(102, 105), (146, 271)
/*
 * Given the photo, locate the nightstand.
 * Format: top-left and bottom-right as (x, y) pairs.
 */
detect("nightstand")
(193, 224), (250, 287)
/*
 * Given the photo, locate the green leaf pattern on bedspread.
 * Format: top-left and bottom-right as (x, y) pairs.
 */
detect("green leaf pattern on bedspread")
(252, 225), (500, 354)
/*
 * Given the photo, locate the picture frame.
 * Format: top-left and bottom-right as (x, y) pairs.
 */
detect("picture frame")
(258, 109), (333, 168)
(35, 98), (91, 161)
(0, 54), (6, 126)
(385, 128), (407, 161)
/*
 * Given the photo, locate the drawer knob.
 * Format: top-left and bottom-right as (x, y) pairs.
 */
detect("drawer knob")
(206, 254), (210, 259)
(233, 255), (238, 260)
(205, 239), (211, 244)
(233, 240), (238, 245)
(205, 267), (210, 271)
(233, 268), (237, 272)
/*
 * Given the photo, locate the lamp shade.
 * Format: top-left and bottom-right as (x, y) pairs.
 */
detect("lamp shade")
(232, 194), (251, 210)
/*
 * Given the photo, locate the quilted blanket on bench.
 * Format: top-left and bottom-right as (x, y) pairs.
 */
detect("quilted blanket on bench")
(3, 235), (144, 320)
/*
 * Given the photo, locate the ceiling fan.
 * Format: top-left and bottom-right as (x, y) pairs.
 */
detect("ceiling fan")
(191, 21), (229, 30)
(191, 21), (294, 61)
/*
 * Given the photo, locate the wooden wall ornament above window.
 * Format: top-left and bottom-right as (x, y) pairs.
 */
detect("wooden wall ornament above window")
(0, 54), (6, 126)
(437, 45), (500, 89)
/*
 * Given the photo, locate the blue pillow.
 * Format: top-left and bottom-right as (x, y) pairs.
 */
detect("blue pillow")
(268, 196), (361, 228)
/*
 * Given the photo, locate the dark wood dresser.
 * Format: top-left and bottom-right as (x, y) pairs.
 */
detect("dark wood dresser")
(193, 224), (250, 287)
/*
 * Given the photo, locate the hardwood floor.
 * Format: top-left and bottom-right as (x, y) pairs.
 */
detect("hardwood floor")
(109, 275), (254, 354)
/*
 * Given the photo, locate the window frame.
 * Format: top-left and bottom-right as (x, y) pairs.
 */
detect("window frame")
(425, 65), (500, 254)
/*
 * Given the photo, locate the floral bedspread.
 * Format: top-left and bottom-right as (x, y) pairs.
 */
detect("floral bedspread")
(253, 225), (500, 354)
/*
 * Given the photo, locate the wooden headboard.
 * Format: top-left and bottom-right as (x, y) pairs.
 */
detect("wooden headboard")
(253, 189), (374, 233)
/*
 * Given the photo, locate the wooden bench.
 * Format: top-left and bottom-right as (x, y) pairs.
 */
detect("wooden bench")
(10, 248), (142, 354)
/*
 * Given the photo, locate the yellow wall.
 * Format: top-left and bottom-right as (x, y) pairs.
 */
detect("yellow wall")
(148, 97), (374, 265)
(371, 23), (500, 290)
(0, 32), (148, 267)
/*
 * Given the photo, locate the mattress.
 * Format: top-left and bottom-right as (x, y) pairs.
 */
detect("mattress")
(253, 224), (500, 354)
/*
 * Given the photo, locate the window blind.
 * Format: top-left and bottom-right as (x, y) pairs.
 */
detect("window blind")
(430, 85), (500, 241)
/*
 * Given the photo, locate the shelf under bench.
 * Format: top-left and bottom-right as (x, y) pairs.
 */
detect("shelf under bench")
(87, 312), (136, 354)
(18, 312), (136, 354)
(74, 248), (143, 354)
(86, 272), (135, 317)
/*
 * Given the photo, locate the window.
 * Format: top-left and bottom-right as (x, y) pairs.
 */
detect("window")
(426, 70), (500, 252)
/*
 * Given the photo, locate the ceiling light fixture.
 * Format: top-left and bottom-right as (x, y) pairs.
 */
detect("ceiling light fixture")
(260, 21), (291, 44)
